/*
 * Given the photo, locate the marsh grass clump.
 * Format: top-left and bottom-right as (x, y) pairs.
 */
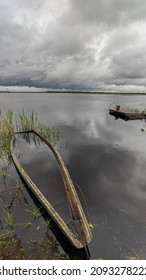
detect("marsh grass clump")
(37, 124), (60, 144)
(15, 109), (60, 144)
(15, 110), (38, 132)
(0, 110), (14, 159)
(26, 206), (41, 220)
(0, 234), (67, 260)
(131, 107), (146, 114)
(0, 109), (60, 160)
(0, 235), (24, 260)
(1, 207), (15, 229)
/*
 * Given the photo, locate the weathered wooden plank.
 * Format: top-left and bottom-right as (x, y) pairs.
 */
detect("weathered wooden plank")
(109, 108), (146, 121)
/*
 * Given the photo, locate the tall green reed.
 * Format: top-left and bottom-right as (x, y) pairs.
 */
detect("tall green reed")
(1, 207), (14, 229)
(0, 110), (14, 159)
(15, 109), (60, 144)
(0, 109), (60, 160)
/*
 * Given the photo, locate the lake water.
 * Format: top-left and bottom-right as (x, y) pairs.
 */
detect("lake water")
(1, 92), (146, 259)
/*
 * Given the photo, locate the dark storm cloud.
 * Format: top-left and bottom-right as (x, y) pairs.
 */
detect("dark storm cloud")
(0, 0), (146, 91)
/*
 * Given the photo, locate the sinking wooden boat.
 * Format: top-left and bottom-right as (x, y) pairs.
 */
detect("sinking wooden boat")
(109, 105), (146, 121)
(10, 129), (93, 249)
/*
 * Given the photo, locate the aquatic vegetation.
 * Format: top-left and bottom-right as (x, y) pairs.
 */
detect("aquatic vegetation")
(44, 217), (52, 228)
(0, 169), (10, 177)
(0, 109), (60, 160)
(0, 235), (24, 260)
(131, 107), (146, 114)
(16, 109), (38, 131)
(88, 223), (94, 230)
(127, 256), (139, 260)
(26, 205), (41, 220)
(42, 217), (52, 234)
(23, 236), (67, 260)
(1, 207), (15, 229)
(0, 110), (14, 159)
(15, 109), (60, 144)
(0, 234), (67, 260)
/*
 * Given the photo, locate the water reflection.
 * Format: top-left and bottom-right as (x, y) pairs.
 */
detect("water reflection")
(59, 120), (146, 259)
(1, 93), (146, 259)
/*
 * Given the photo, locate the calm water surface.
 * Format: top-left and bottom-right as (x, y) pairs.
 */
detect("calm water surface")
(1, 92), (146, 259)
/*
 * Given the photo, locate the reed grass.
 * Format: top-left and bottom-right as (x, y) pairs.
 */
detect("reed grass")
(1, 207), (14, 229)
(0, 110), (14, 159)
(0, 109), (60, 160)
(26, 206), (41, 220)
(15, 109), (60, 144)
(131, 107), (146, 114)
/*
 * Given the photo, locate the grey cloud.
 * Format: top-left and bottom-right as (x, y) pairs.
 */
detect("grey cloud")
(68, 0), (146, 26)
(1, 0), (146, 91)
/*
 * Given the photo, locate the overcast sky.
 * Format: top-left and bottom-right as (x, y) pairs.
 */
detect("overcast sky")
(0, 0), (146, 92)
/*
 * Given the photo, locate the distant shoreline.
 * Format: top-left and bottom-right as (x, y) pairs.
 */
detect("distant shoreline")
(0, 91), (146, 95)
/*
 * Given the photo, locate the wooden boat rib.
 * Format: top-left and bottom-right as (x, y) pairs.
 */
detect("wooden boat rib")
(10, 129), (93, 249)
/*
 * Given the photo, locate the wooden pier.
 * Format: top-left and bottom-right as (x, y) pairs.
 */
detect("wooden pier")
(109, 106), (146, 121)
(10, 130), (93, 249)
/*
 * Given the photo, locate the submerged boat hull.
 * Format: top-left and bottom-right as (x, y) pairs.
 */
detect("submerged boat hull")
(10, 130), (93, 249)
